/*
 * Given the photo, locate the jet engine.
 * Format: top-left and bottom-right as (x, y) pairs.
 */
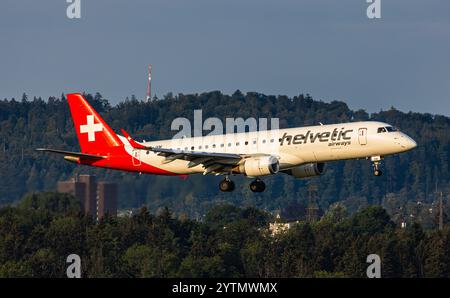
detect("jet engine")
(233, 156), (280, 177)
(283, 162), (325, 178)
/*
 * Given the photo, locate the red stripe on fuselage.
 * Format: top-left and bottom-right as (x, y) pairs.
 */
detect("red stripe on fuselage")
(77, 146), (180, 176)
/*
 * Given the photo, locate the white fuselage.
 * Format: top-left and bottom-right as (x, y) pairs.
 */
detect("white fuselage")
(120, 121), (417, 175)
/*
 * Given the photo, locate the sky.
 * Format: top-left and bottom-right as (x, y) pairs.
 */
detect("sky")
(1, 0), (449, 116)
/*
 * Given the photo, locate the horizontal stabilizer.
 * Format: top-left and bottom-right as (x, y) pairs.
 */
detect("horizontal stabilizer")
(35, 148), (106, 159)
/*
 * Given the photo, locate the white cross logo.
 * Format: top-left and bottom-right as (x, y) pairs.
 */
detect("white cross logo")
(80, 115), (103, 142)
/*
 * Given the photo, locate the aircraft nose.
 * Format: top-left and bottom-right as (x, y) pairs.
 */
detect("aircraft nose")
(404, 135), (417, 150)
(409, 138), (417, 149)
(396, 133), (417, 151)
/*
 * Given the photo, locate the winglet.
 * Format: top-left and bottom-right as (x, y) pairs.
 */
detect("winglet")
(120, 129), (148, 149)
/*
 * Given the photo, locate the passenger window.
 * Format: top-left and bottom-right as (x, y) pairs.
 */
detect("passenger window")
(199, 146), (202, 150)
(228, 143), (232, 147)
(191, 146), (194, 150)
(205, 145), (208, 149)
(220, 144), (224, 148)
(270, 139), (274, 143)
(236, 142), (240, 146)
(245, 141), (248, 145)
(212, 144), (216, 148)
(262, 139), (266, 144)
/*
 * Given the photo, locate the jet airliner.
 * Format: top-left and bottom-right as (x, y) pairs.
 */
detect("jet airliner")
(37, 94), (417, 192)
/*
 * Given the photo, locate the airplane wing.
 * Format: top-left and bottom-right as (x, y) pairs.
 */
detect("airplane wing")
(35, 148), (106, 160)
(151, 147), (242, 160)
(151, 147), (243, 175)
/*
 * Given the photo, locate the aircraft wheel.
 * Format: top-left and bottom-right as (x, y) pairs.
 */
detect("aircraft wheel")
(374, 169), (382, 176)
(219, 179), (235, 192)
(250, 179), (265, 192)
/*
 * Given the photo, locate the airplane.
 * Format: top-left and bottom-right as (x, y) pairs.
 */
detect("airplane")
(37, 93), (417, 192)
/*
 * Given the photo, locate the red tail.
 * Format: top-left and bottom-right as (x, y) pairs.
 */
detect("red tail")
(67, 93), (122, 154)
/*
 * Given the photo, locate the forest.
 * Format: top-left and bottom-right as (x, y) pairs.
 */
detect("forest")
(0, 91), (449, 226)
(0, 192), (449, 278)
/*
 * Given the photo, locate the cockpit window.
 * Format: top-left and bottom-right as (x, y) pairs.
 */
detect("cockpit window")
(385, 126), (397, 132)
(377, 126), (398, 133)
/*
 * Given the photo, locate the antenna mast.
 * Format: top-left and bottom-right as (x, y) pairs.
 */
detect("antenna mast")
(439, 191), (444, 231)
(146, 64), (152, 102)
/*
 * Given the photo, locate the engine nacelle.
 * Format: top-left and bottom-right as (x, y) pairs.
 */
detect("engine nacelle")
(284, 163), (325, 178)
(234, 156), (280, 177)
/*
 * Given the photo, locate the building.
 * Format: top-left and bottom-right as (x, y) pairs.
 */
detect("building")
(268, 213), (300, 236)
(97, 181), (118, 218)
(269, 221), (300, 236)
(57, 175), (117, 220)
(78, 174), (97, 216)
(57, 179), (86, 206)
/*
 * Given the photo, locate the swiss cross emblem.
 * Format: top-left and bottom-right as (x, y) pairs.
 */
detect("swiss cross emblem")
(80, 115), (103, 142)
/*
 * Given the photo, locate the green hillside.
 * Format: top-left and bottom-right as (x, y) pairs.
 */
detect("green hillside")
(0, 91), (449, 223)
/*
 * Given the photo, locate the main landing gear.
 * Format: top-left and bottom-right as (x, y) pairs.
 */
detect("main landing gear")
(219, 176), (235, 192)
(249, 179), (266, 193)
(371, 156), (383, 176)
(218, 177), (266, 193)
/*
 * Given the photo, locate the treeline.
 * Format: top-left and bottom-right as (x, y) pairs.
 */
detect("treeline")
(0, 91), (449, 221)
(0, 192), (449, 278)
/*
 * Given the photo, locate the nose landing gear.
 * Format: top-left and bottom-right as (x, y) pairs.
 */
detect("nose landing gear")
(374, 167), (382, 176)
(371, 156), (383, 176)
(250, 179), (266, 192)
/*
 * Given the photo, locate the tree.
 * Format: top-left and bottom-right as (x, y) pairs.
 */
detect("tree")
(345, 205), (395, 235)
(178, 255), (226, 278)
(121, 244), (178, 277)
(0, 260), (32, 277)
(29, 248), (59, 277)
(279, 223), (316, 277)
(241, 237), (270, 277)
(424, 229), (450, 277)
(322, 203), (348, 224)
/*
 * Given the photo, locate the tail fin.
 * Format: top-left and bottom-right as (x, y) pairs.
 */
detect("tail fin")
(67, 93), (122, 154)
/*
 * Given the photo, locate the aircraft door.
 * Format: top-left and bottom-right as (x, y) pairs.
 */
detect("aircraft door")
(132, 149), (141, 166)
(358, 128), (367, 145)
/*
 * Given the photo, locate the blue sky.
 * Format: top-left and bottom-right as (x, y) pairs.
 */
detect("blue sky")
(1, 0), (449, 115)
